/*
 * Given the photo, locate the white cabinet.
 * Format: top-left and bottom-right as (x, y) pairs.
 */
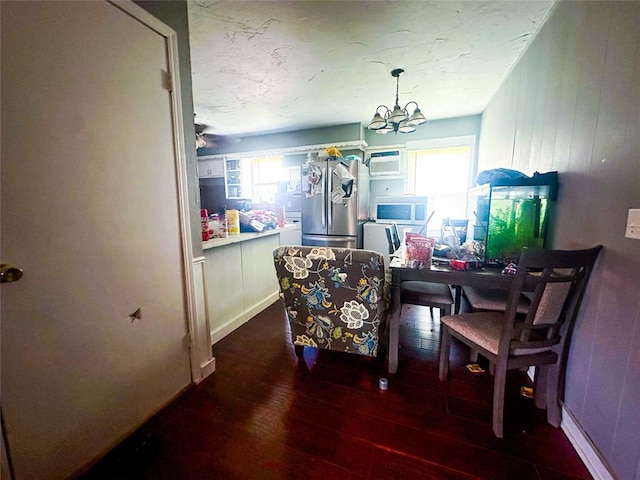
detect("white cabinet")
(224, 157), (251, 199)
(279, 223), (301, 245)
(202, 233), (279, 344)
(198, 156), (224, 178)
(363, 222), (392, 266)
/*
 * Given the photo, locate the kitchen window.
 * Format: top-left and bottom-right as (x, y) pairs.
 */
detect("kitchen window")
(405, 137), (475, 236)
(249, 154), (288, 204)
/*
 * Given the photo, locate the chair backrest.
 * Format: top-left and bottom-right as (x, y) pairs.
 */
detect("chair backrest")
(391, 223), (401, 250)
(273, 246), (387, 357)
(500, 246), (602, 357)
(441, 218), (469, 244)
(385, 223), (401, 254)
(384, 225), (395, 254)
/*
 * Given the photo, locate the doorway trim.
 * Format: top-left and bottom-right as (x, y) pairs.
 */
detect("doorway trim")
(109, 1), (214, 383)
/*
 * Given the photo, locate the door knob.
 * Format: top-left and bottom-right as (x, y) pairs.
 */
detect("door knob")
(1, 264), (24, 283)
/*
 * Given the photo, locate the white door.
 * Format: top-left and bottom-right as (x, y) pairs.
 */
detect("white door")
(1, 2), (192, 479)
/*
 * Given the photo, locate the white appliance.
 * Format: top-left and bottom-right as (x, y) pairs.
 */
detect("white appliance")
(275, 192), (302, 224)
(275, 192), (302, 245)
(279, 223), (301, 245)
(374, 195), (428, 225)
(363, 222), (421, 267)
(367, 150), (402, 176)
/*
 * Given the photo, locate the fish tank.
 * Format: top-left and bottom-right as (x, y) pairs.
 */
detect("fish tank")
(467, 172), (558, 266)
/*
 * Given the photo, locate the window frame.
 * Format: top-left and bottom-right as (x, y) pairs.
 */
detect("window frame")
(248, 154), (288, 205)
(404, 135), (477, 236)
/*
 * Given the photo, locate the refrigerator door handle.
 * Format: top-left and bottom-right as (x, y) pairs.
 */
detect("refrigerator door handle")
(321, 164), (327, 229)
(327, 165), (332, 230)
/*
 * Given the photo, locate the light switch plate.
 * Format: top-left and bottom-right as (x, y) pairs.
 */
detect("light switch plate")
(625, 209), (640, 239)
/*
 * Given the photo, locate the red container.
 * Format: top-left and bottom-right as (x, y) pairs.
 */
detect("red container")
(450, 259), (483, 271)
(201, 209), (210, 241)
(405, 234), (435, 269)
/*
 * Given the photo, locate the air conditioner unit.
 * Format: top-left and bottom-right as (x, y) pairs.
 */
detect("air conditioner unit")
(368, 150), (402, 176)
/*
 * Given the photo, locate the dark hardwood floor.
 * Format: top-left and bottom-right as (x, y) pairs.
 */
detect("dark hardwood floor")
(80, 301), (591, 479)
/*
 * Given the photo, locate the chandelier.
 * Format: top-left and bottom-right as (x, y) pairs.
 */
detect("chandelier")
(367, 68), (427, 134)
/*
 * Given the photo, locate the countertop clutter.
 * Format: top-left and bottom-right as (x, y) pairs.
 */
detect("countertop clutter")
(202, 224), (298, 249)
(202, 207), (286, 242)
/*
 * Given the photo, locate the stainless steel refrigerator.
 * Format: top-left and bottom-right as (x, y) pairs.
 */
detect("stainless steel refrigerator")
(301, 157), (369, 248)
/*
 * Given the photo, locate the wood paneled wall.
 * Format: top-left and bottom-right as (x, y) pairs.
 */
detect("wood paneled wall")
(479, 2), (640, 479)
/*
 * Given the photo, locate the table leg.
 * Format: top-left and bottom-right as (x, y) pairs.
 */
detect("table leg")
(454, 285), (462, 314)
(387, 283), (401, 374)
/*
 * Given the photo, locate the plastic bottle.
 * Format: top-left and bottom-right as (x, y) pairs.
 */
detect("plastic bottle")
(226, 209), (240, 235)
(200, 209), (210, 241)
(217, 207), (228, 238)
(276, 205), (286, 228)
(208, 213), (218, 238)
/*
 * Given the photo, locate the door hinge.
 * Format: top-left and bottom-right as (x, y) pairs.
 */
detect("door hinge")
(162, 70), (173, 91)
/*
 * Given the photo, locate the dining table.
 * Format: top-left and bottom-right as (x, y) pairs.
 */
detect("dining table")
(386, 255), (515, 374)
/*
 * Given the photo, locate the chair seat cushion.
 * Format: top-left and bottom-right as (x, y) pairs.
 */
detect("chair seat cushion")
(441, 311), (504, 355)
(441, 311), (554, 356)
(463, 287), (530, 314)
(401, 281), (454, 307)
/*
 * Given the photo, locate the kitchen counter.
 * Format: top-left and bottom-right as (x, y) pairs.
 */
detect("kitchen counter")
(202, 224), (298, 249)
(201, 223), (299, 345)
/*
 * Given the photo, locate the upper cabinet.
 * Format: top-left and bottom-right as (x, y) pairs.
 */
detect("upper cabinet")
(198, 156), (224, 178)
(224, 158), (251, 199)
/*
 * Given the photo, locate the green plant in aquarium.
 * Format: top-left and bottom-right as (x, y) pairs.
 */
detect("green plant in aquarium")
(486, 198), (546, 263)
(486, 204), (514, 262)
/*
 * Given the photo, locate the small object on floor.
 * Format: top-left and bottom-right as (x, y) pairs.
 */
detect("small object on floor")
(520, 386), (534, 398)
(466, 363), (485, 374)
(378, 377), (388, 390)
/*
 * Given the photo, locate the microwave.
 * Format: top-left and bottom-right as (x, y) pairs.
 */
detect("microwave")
(375, 196), (428, 225)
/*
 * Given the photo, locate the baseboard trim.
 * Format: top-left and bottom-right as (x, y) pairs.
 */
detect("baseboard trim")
(191, 256), (214, 384)
(210, 292), (279, 345)
(200, 357), (216, 380)
(561, 405), (615, 480)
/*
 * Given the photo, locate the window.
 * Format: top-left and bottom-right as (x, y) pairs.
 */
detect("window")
(249, 154), (289, 204)
(406, 137), (475, 237)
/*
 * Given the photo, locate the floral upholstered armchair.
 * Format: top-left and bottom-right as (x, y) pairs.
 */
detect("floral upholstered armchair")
(273, 246), (387, 358)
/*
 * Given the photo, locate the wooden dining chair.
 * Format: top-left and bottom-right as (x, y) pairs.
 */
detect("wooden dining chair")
(385, 224), (454, 319)
(460, 285), (531, 365)
(462, 285), (531, 314)
(384, 222), (401, 254)
(438, 245), (602, 437)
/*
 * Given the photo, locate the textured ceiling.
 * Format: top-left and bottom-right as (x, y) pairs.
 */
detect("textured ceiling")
(188, 1), (556, 137)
